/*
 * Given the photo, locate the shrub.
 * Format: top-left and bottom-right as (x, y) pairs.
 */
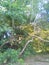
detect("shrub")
(0, 48), (22, 64)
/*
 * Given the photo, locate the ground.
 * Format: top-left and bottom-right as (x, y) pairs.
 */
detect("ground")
(24, 54), (49, 65)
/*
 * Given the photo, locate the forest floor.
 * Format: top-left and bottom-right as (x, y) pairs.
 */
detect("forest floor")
(24, 54), (49, 65)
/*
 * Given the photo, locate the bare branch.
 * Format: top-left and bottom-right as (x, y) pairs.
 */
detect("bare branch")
(19, 39), (33, 56)
(0, 41), (9, 48)
(33, 35), (49, 42)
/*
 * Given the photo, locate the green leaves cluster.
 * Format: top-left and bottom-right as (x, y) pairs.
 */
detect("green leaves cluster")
(0, 49), (20, 64)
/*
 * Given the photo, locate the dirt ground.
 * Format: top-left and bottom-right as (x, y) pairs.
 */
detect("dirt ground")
(24, 54), (49, 65)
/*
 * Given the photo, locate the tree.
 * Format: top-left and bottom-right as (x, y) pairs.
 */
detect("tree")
(0, 0), (49, 57)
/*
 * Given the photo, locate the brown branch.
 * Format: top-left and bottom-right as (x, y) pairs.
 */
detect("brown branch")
(33, 35), (49, 42)
(19, 39), (33, 56)
(0, 41), (9, 48)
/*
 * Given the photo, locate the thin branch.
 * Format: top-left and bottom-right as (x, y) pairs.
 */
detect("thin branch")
(19, 39), (33, 56)
(0, 41), (9, 48)
(33, 35), (49, 42)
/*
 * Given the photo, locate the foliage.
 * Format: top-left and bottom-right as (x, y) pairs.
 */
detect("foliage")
(0, 0), (49, 64)
(0, 48), (23, 64)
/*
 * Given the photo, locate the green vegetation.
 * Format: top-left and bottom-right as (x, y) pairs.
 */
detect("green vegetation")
(0, 0), (49, 64)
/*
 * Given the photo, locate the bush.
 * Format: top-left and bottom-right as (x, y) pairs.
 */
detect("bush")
(0, 48), (23, 64)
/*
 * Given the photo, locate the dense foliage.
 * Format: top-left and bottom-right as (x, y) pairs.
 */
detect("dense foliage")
(0, 0), (49, 64)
